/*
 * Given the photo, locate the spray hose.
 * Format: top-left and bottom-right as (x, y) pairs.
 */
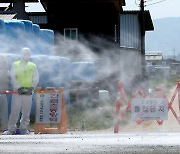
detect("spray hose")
(4, 90), (18, 94)
(4, 87), (34, 94)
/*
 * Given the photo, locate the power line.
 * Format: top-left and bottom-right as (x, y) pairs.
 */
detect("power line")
(136, 0), (175, 8)
(145, 0), (168, 7)
(145, 0), (154, 3)
(146, 0), (177, 9)
(134, 0), (167, 8)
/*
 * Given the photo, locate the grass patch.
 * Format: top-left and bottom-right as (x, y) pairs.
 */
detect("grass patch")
(67, 102), (116, 131)
(149, 75), (180, 93)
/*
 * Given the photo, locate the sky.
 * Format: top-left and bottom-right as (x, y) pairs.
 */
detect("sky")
(25, 0), (180, 20)
(123, 0), (180, 20)
(1, 0), (180, 20)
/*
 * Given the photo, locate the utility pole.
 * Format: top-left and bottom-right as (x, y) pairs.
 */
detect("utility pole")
(140, 0), (145, 75)
(140, 0), (149, 94)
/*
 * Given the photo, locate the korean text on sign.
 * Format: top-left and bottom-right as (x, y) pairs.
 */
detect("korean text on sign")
(131, 98), (168, 120)
(36, 93), (62, 123)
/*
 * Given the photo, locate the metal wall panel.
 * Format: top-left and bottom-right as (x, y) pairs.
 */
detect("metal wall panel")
(29, 15), (47, 24)
(119, 47), (142, 77)
(120, 14), (141, 50)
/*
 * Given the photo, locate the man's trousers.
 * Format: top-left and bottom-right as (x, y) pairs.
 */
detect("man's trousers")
(8, 94), (32, 132)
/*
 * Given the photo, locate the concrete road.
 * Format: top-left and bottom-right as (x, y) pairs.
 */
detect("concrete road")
(0, 131), (180, 154)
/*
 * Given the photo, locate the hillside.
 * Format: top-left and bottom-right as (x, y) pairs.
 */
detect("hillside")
(145, 17), (180, 60)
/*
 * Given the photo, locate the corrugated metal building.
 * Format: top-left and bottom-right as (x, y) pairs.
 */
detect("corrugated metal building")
(0, 0), (38, 20)
(118, 11), (154, 92)
(120, 14), (141, 49)
(145, 51), (163, 65)
(120, 11), (154, 50)
(28, 12), (48, 26)
(39, 0), (125, 43)
(0, 0), (126, 44)
(119, 11), (153, 74)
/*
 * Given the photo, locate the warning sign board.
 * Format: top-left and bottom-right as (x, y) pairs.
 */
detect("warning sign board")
(131, 98), (168, 120)
(36, 93), (62, 123)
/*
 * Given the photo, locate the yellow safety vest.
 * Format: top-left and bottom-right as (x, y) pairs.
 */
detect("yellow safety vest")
(14, 60), (36, 87)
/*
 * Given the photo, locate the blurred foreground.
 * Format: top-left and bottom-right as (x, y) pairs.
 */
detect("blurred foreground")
(0, 132), (180, 154)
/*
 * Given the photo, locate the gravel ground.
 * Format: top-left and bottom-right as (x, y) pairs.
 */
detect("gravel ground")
(1, 131), (180, 154)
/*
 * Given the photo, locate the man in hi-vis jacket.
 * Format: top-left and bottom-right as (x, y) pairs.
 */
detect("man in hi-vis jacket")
(4, 47), (39, 135)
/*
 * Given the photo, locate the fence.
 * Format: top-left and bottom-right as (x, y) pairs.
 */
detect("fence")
(114, 81), (180, 133)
